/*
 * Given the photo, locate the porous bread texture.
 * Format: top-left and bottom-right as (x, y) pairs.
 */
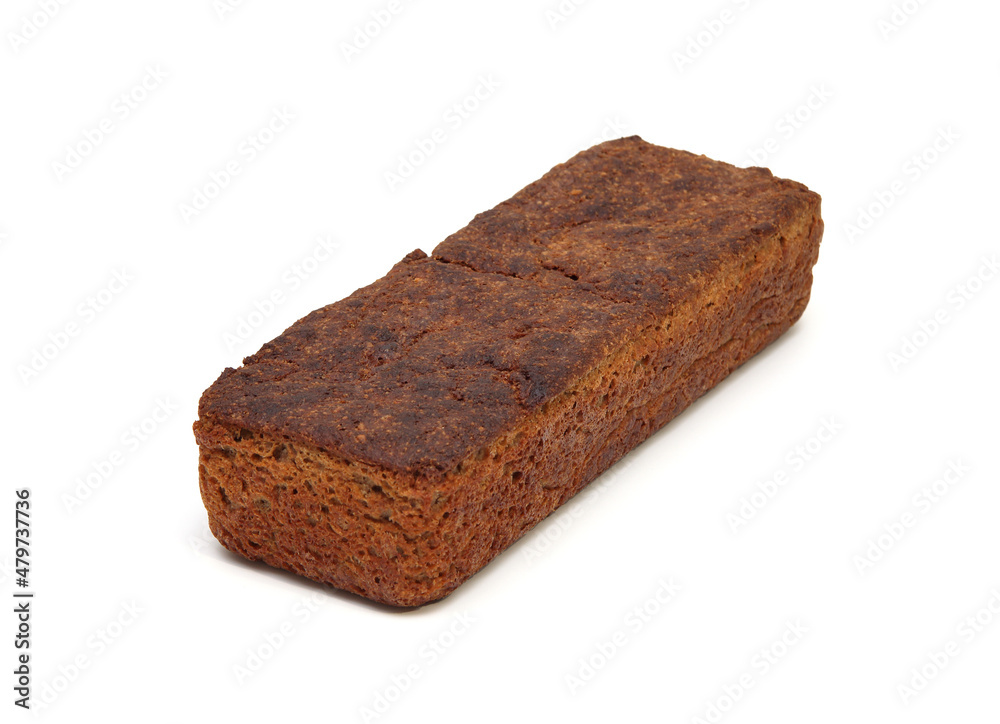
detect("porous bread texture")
(194, 136), (823, 607)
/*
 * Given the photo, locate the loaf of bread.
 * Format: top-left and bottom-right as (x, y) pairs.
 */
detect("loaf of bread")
(194, 136), (823, 607)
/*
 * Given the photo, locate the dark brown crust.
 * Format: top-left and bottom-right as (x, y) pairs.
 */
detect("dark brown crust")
(198, 137), (818, 480)
(194, 136), (823, 606)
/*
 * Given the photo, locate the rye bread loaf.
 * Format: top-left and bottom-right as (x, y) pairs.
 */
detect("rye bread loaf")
(193, 136), (823, 607)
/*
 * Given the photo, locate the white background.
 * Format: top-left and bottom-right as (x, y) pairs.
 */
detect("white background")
(2, 0), (998, 722)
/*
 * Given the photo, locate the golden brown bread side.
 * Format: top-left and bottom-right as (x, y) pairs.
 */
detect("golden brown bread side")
(194, 136), (823, 607)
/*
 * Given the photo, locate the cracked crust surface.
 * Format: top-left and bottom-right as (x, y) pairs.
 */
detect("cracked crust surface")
(194, 136), (823, 606)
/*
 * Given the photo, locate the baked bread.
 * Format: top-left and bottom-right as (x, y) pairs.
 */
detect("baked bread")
(193, 136), (823, 607)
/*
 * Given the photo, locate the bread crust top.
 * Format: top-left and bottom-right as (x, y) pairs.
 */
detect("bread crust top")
(197, 137), (820, 481)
